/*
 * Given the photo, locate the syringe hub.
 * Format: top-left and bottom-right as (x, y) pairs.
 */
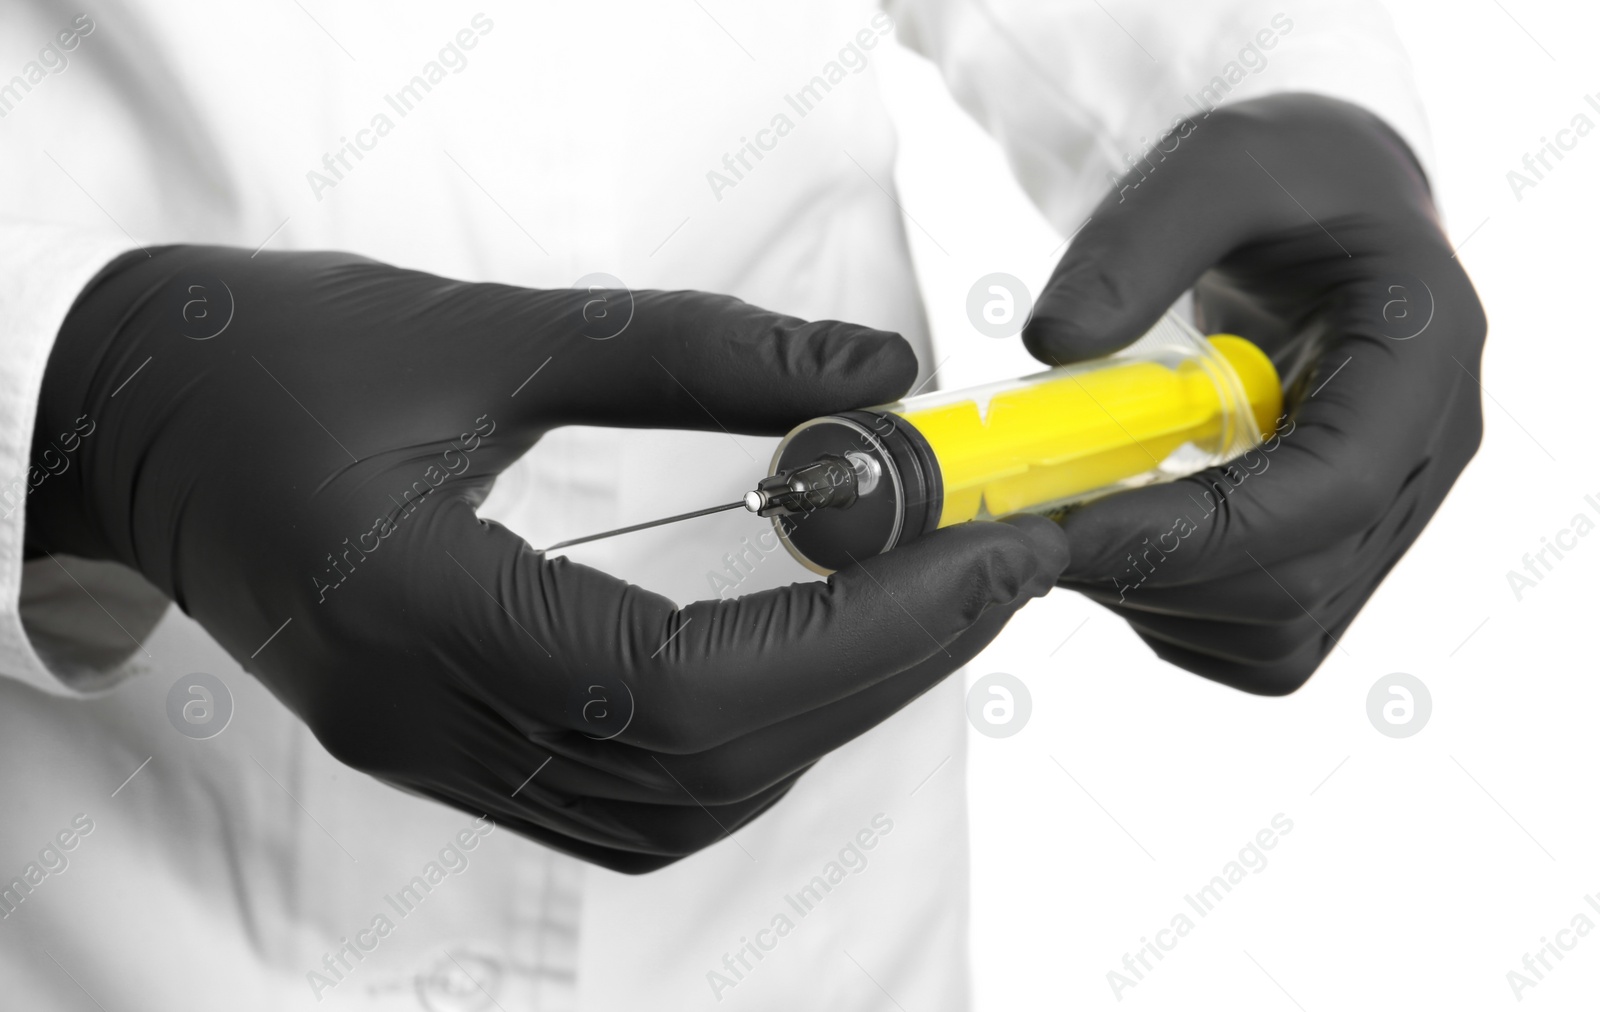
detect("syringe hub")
(746, 454), (865, 518)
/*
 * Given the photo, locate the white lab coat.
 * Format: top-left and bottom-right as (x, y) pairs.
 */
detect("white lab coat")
(0, 2), (1429, 1008)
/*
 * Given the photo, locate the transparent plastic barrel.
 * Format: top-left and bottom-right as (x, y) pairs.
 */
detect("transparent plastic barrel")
(768, 310), (1283, 572)
(881, 311), (1282, 526)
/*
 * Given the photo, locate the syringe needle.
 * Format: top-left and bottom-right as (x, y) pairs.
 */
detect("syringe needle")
(544, 500), (750, 552)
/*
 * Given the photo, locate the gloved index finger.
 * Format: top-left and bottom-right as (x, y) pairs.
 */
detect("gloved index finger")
(527, 289), (919, 436)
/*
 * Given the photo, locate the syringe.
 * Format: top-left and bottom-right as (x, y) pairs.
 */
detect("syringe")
(545, 311), (1284, 572)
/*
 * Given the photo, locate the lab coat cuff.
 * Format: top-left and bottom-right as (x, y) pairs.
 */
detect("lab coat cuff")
(0, 223), (169, 697)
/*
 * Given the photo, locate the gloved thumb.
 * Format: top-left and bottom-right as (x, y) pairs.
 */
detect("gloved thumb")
(424, 501), (1069, 755)
(1021, 118), (1261, 367)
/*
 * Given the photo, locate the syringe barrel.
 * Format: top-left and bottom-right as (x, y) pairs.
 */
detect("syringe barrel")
(768, 311), (1283, 575)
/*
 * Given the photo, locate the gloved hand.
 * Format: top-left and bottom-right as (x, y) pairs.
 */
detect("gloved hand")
(1023, 93), (1485, 694)
(27, 245), (1068, 872)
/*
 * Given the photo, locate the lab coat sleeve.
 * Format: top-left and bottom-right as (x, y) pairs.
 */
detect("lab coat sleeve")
(884, 0), (1434, 234)
(0, 221), (173, 697)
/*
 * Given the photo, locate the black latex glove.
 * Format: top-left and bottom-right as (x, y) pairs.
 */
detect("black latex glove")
(1023, 93), (1485, 695)
(28, 245), (1068, 872)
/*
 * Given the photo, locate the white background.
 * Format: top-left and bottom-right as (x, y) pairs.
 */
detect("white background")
(879, 1), (1600, 1007)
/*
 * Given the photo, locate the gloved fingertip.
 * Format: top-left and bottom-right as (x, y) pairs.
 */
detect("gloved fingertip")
(856, 324), (918, 386)
(815, 322), (917, 402)
(1049, 498), (1162, 583)
(997, 513), (1071, 594)
(1021, 288), (1130, 368)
